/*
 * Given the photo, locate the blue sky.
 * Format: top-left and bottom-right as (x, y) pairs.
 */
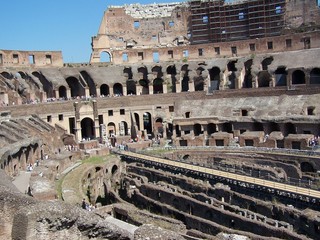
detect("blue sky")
(0, 0), (185, 63)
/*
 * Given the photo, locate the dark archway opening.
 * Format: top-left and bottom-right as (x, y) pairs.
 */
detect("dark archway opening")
(275, 67), (287, 86)
(100, 84), (109, 96)
(81, 118), (95, 140)
(292, 70), (305, 85)
(209, 67), (220, 91)
(310, 68), (320, 84)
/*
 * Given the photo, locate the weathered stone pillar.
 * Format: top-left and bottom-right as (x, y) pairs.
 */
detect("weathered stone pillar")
(109, 87), (114, 96)
(96, 87), (101, 97)
(74, 101), (81, 142)
(136, 85), (143, 95)
(149, 84), (154, 95)
(66, 88), (71, 99)
(162, 82), (167, 94)
(85, 87), (90, 98)
(122, 86), (127, 96)
(188, 80), (195, 92)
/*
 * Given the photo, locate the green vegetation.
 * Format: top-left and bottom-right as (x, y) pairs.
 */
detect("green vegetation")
(82, 156), (106, 164)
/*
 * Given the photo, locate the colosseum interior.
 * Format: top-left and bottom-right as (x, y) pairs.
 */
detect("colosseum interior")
(1, 0), (320, 239)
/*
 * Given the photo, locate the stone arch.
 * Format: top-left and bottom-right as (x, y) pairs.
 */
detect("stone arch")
(100, 84), (109, 96)
(126, 80), (136, 95)
(261, 57), (273, 71)
(138, 66), (149, 95)
(166, 65), (177, 93)
(32, 71), (54, 98)
(119, 121), (128, 136)
(194, 67), (204, 91)
(58, 85), (67, 99)
(275, 67), (287, 86)
(155, 117), (163, 136)
(100, 51), (112, 63)
(81, 117), (95, 140)
(123, 67), (133, 79)
(153, 78), (163, 94)
(194, 123), (202, 136)
(181, 64), (189, 92)
(209, 66), (221, 91)
(66, 76), (85, 98)
(107, 122), (116, 137)
(227, 60), (237, 89)
(113, 83), (123, 96)
(310, 68), (320, 84)
(243, 59), (253, 88)
(292, 70), (305, 85)
(301, 162), (315, 173)
(143, 112), (152, 134)
(257, 71), (271, 87)
(80, 70), (96, 97)
(111, 165), (118, 175)
(0, 71), (13, 79)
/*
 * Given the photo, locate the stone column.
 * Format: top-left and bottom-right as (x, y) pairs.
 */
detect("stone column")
(163, 82), (168, 94)
(122, 85), (127, 96)
(149, 84), (154, 95)
(188, 80), (195, 92)
(85, 87), (90, 98)
(96, 87), (101, 97)
(66, 88), (72, 99)
(109, 87), (114, 96)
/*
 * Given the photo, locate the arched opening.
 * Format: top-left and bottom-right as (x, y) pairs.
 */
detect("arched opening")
(275, 67), (287, 86)
(126, 80), (136, 95)
(107, 122), (116, 137)
(243, 59), (253, 88)
(194, 123), (202, 136)
(284, 123), (296, 136)
(209, 67), (221, 91)
(301, 162), (315, 173)
(139, 79), (149, 95)
(32, 71), (53, 98)
(194, 67), (204, 91)
(261, 57), (273, 71)
(166, 65), (177, 93)
(80, 71), (96, 97)
(58, 86), (67, 99)
(227, 60), (237, 89)
(66, 76), (85, 98)
(100, 84), (109, 96)
(143, 112), (152, 134)
(0, 71), (13, 79)
(310, 68), (320, 84)
(111, 165), (118, 175)
(153, 78), (163, 94)
(123, 67), (133, 79)
(207, 123), (217, 135)
(257, 71), (271, 87)
(81, 118), (95, 140)
(155, 118), (163, 137)
(100, 51), (111, 62)
(181, 65), (189, 92)
(113, 83), (123, 96)
(119, 121), (128, 136)
(292, 70), (305, 85)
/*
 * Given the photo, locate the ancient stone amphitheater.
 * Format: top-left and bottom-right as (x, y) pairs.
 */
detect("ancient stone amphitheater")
(1, 0), (320, 239)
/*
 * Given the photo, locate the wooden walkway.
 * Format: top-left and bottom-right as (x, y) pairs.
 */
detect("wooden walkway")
(117, 150), (320, 200)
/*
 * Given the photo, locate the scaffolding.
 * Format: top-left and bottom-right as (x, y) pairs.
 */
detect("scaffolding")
(189, 0), (286, 44)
